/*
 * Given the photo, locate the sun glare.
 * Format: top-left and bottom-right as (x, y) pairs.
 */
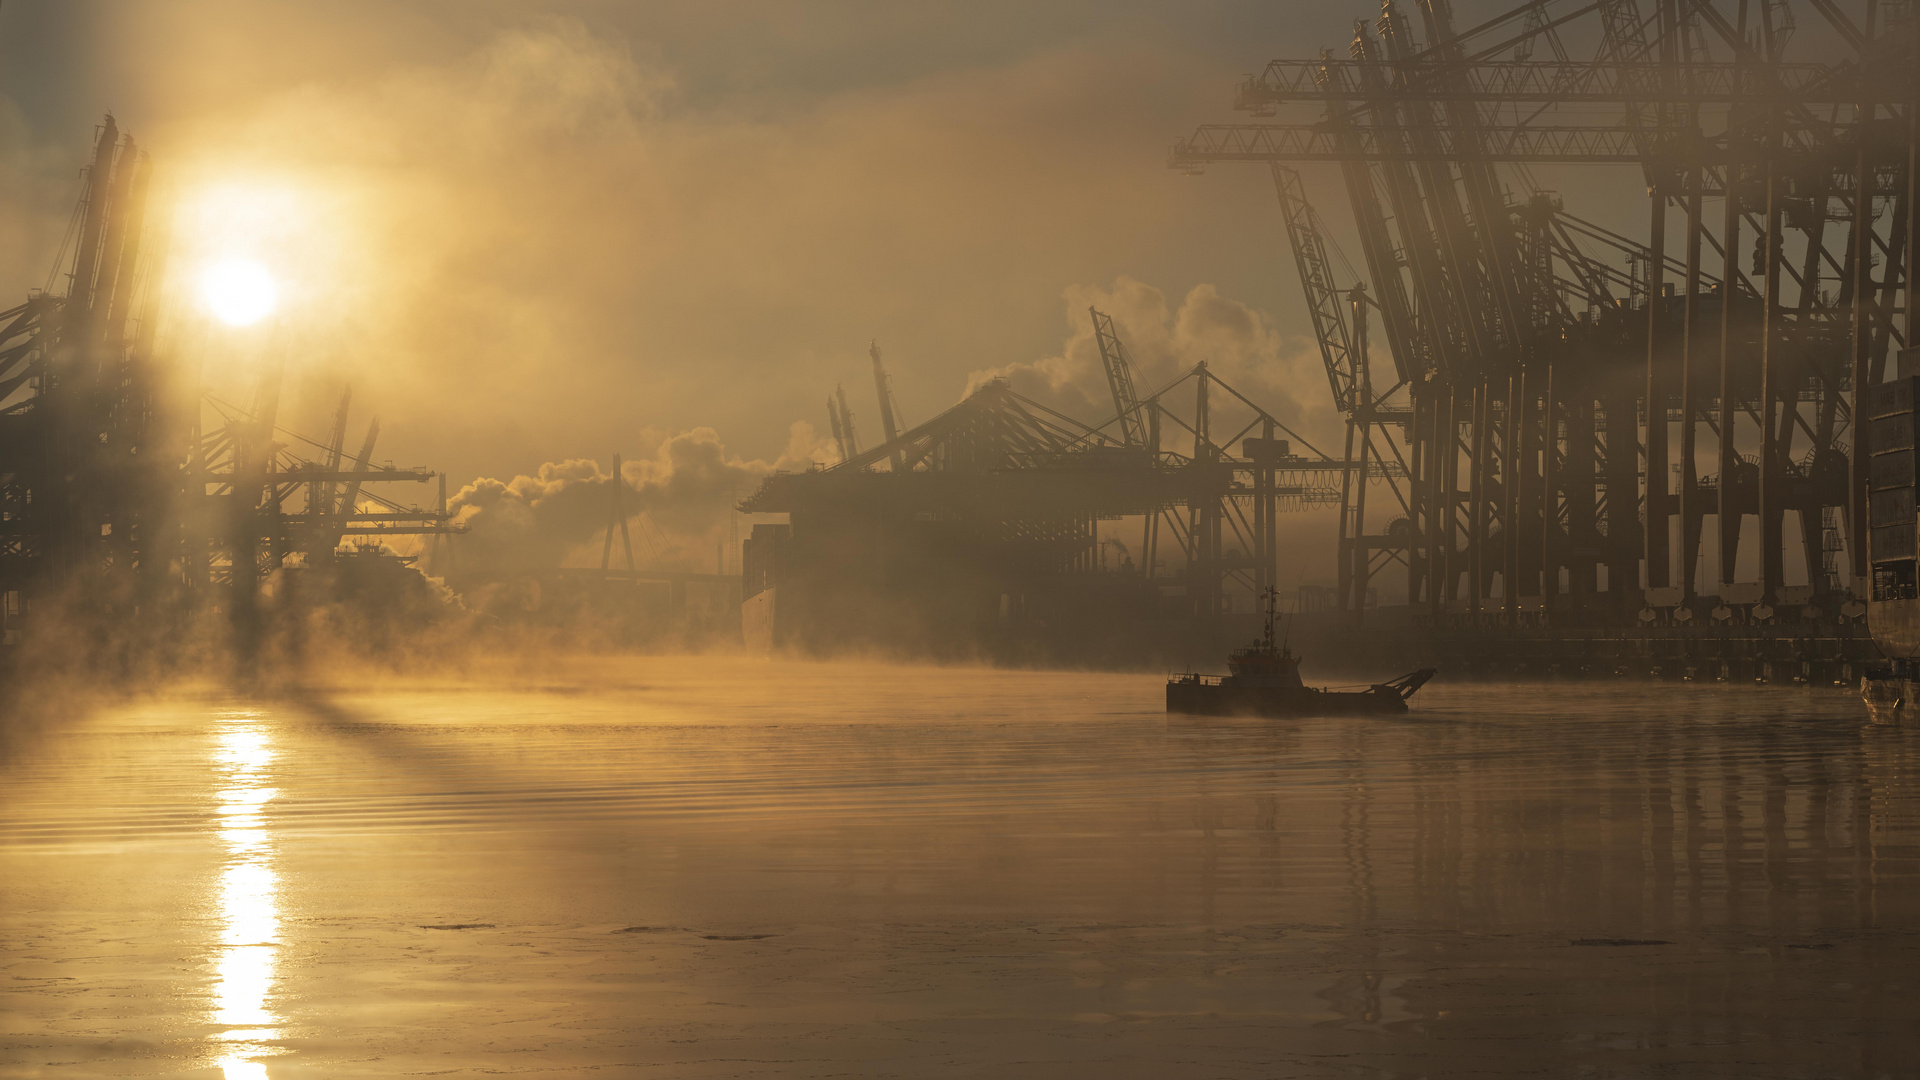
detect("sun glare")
(201, 258), (279, 327)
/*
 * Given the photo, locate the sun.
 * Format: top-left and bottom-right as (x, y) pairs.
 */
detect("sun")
(200, 258), (278, 327)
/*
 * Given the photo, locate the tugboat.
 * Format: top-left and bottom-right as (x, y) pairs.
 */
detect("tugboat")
(1166, 588), (1435, 717)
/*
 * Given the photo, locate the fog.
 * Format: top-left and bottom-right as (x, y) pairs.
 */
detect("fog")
(1, 6), (1355, 453)
(6, 7), (1916, 1077)
(1, 2), (1462, 597)
(7, 663), (1917, 1076)
(0, 0), (1695, 656)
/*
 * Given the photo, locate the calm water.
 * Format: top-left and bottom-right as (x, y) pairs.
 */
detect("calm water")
(1, 657), (1916, 1078)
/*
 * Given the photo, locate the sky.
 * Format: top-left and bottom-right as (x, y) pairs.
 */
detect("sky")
(0, 0), (1654, 578)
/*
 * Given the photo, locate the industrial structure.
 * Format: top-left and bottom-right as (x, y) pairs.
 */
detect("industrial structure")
(527, 453), (740, 644)
(740, 0), (1920, 679)
(0, 119), (458, 663)
(1164, 0), (1920, 679)
(740, 315), (1377, 661)
(18, 0), (1916, 685)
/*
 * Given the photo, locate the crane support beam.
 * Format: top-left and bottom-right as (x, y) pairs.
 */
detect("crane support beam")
(1172, 122), (1916, 166)
(1170, 0), (1913, 636)
(1089, 307), (1146, 447)
(1237, 59), (1863, 107)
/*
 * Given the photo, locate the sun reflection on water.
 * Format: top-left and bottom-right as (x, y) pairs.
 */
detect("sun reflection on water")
(209, 711), (282, 1077)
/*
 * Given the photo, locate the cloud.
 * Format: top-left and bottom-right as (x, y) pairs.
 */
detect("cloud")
(968, 275), (1341, 453)
(0, 7), (1289, 484)
(444, 423), (826, 583)
(1, 3), (1362, 596)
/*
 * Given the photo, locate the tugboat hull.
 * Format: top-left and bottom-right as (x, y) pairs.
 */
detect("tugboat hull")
(1166, 681), (1411, 717)
(1166, 668), (1436, 718)
(1169, 589), (1436, 718)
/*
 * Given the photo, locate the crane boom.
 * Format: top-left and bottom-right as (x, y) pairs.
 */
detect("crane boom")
(1088, 307), (1144, 447)
(826, 395), (848, 462)
(869, 341), (905, 471)
(1269, 166), (1360, 414)
(1236, 58), (1855, 106)
(835, 384), (861, 459)
(1170, 121), (1910, 167)
(336, 418), (380, 522)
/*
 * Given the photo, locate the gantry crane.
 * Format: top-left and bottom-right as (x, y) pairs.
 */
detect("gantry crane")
(1174, 0), (1912, 631)
(1089, 306), (1146, 447)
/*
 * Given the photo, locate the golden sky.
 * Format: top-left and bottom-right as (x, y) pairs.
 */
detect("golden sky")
(0, 1), (1655, 580)
(1, 2), (1378, 470)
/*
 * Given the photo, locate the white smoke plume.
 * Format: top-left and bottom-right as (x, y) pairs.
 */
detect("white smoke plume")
(443, 422), (829, 584)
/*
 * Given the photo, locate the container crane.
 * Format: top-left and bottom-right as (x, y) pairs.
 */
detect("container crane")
(1088, 307), (1145, 448)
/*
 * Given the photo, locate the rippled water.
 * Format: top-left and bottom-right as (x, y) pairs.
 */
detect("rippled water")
(2, 657), (1917, 1078)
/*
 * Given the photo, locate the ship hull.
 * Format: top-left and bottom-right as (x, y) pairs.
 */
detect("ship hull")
(1863, 594), (1920, 721)
(1166, 680), (1409, 717)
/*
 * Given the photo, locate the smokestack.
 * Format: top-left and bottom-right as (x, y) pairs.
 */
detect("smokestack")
(870, 341), (904, 471)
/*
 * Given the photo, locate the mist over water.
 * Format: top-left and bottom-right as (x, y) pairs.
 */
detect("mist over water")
(3, 660), (1914, 1077)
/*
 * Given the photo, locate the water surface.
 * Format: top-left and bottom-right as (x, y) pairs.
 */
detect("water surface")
(2, 658), (1916, 1077)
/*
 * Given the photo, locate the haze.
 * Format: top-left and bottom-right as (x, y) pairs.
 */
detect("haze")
(7, 3), (1920, 1077)
(0, 0), (1441, 585)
